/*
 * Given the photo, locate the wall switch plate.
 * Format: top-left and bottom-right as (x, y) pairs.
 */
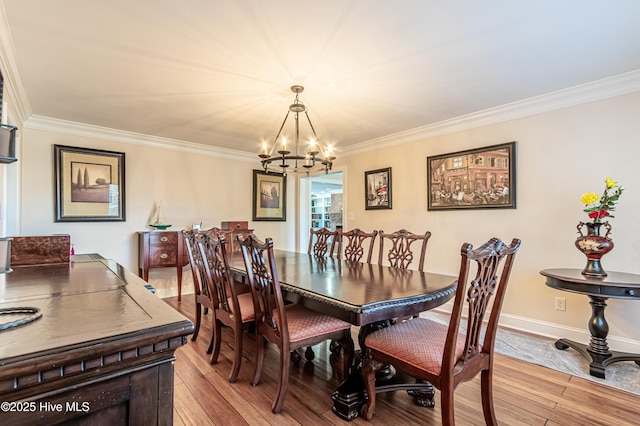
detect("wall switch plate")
(555, 297), (566, 311)
(348, 212), (355, 220)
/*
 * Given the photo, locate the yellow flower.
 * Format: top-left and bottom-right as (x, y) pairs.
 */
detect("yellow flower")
(605, 177), (617, 189)
(580, 192), (599, 205)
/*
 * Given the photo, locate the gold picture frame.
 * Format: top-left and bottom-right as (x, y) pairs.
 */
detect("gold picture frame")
(54, 145), (126, 221)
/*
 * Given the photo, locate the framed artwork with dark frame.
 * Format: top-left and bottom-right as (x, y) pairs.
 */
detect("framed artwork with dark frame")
(365, 167), (392, 210)
(54, 145), (126, 222)
(427, 141), (516, 210)
(252, 170), (287, 221)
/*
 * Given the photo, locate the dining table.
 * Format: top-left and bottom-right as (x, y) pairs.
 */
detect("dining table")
(228, 250), (458, 421)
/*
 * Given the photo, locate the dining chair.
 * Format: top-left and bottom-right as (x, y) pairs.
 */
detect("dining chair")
(377, 229), (431, 272)
(197, 233), (255, 382)
(182, 229), (213, 344)
(237, 234), (355, 413)
(336, 228), (378, 263)
(308, 227), (338, 257)
(360, 237), (521, 425)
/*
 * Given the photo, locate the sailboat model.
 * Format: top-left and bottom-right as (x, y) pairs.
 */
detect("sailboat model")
(149, 200), (171, 230)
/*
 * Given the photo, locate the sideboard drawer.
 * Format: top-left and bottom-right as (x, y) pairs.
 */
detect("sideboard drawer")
(149, 232), (179, 246)
(149, 246), (178, 266)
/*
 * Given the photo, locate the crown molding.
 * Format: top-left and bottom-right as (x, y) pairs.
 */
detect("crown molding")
(0, 1), (31, 125)
(342, 69), (640, 157)
(25, 115), (256, 162)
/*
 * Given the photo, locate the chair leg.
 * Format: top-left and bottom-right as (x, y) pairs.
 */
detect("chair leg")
(192, 302), (202, 341)
(440, 384), (456, 426)
(360, 358), (383, 420)
(481, 369), (498, 426)
(228, 326), (243, 383)
(252, 333), (265, 386)
(272, 347), (291, 413)
(206, 330), (214, 355)
(210, 320), (222, 363)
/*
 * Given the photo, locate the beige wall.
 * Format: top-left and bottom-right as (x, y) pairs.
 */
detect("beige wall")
(10, 90), (640, 352)
(17, 127), (296, 295)
(334, 91), (640, 351)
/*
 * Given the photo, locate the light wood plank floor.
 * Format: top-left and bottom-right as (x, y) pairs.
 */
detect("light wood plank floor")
(164, 296), (640, 425)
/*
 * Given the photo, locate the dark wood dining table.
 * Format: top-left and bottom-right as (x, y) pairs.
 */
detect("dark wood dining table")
(228, 250), (458, 421)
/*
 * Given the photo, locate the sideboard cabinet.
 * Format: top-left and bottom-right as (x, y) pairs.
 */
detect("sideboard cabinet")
(0, 255), (193, 425)
(138, 231), (188, 300)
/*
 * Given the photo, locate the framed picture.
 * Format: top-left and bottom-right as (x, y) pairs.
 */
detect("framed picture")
(427, 141), (516, 210)
(252, 170), (287, 221)
(365, 167), (392, 210)
(54, 145), (126, 222)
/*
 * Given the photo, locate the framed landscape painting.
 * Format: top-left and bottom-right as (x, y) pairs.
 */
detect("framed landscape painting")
(427, 141), (516, 210)
(252, 170), (287, 221)
(365, 167), (392, 210)
(54, 145), (126, 221)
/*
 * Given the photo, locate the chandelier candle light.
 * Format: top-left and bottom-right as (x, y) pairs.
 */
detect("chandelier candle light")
(576, 177), (624, 277)
(259, 85), (335, 175)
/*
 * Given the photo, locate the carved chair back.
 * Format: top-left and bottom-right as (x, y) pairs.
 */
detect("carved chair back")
(308, 227), (338, 257)
(447, 237), (520, 370)
(205, 226), (253, 256)
(360, 237), (521, 424)
(198, 233), (255, 382)
(197, 233), (239, 319)
(182, 229), (213, 341)
(378, 229), (431, 272)
(237, 234), (287, 344)
(337, 228), (378, 263)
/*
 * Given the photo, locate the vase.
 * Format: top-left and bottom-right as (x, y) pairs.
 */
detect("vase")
(575, 221), (614, 277)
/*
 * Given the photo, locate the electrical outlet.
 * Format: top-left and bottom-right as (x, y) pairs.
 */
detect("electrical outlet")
(555, 297), (566, 311)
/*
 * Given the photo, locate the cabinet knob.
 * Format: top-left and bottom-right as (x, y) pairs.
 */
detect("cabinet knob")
(627, 289), (636, 296)
(160, 236), (168, 242)
(160, 253), (168, 259)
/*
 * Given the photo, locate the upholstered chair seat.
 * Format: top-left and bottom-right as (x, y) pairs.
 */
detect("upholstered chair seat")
(273, 304), (352, 344)
(364, 318), (468, 375)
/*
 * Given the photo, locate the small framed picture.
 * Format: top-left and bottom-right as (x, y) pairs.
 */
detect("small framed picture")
(365, 167), (392, 210)
(252, 170), (287, 221)
(427, 141), (516, 210)
(54, 145), (126, 222)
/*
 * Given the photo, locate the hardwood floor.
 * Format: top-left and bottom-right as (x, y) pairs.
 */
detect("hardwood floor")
(164, 296), (639, 425)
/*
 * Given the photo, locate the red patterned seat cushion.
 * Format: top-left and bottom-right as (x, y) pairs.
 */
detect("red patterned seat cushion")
(228, 292), (256, 322)
(365, 317), (467, 375)
(273, 304), (351, 344)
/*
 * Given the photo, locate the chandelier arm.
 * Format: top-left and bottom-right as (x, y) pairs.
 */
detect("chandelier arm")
(303, 110), (320, 143)
(269, 110), (291, 155)
(294, 111), (300, 156)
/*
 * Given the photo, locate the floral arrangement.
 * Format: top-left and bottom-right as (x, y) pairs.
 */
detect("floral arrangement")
(580, 177), (624, 223)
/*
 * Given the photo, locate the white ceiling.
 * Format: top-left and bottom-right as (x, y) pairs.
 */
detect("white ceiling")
(2, 1), (640, 156)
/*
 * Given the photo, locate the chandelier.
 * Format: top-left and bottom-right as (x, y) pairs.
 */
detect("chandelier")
(259, 85), (335, 175)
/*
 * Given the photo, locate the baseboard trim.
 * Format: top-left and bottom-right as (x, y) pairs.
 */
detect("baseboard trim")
(432, 307), (640, 354)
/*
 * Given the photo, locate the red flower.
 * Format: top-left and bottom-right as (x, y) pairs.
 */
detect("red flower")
(588, 210), (610, 219)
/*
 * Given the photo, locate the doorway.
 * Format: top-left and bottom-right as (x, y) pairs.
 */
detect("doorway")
(300, 171), (343, 251)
